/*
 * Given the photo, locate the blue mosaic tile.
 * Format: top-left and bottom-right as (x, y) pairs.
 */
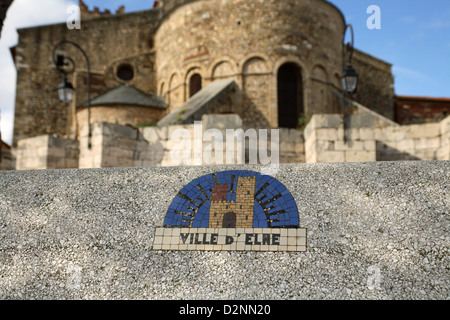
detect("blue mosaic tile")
(163, 170), (299, 228)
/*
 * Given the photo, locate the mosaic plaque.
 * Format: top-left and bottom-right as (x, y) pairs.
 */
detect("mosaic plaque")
(153, 170), (307, 252)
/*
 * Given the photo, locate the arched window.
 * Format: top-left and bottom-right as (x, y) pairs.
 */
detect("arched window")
(277, 63), (303, 128)
(189, 73), (202, 98)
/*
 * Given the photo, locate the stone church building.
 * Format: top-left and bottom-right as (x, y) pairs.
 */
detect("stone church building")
(1, 0), (449, 170)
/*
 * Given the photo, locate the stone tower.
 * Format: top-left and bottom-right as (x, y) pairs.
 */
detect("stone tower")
(155, 0), (347, 127)
(209, 176), (256, 228)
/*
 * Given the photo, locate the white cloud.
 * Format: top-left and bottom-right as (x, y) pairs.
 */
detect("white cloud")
(0, 0), (75, 145)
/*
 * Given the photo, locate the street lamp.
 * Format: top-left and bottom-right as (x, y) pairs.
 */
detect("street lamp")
(57, 76), (75, 103)
(342, 24), (358, 94)
(52, 40), (92, 149)
(342, 64), (358, 94)
(342, 24), (358, 143)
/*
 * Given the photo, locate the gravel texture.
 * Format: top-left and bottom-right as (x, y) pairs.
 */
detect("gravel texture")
(0, 161), (448, 300)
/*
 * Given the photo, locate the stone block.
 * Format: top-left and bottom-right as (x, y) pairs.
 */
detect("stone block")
(288, 128), (304, 143)
(335, 141), (365, 151)
(377, 140), (397, 151)
(345, 151), (376, 162)
(305, 151), (317, 164)
(17, 156), (46, 170)
(141, 126), (170, 142)
(278, 128), (291, 142)
(345, 114), (375, 128)
(136, 140), (150, 151)
(316, 128), (339, 141)
(303, 121), (314, 142)
(48, 147), (66, 158)
(309, 141), (334, 154)
(104, 147), (134, 159)
(47, 156), (65, 169)
(202, 114), (243, 130)
(304, 130), (317, 147)
(396, 139), (415, 152)
(312, 114), (343, 129)
(103, 123), (139, 140)
(375, 126), (396, 141)
(89, 135), (103, 147)
(65, 159), (79, 169)
(90, 123), (104, 137)
(48, 135), (75, 149)
(168, 124), (196, 138)
(344, 128), (360, 141)
(316, 151), (345, 163)
(359, 128), (375, 140)
(364, 140), (376, 151)
(295, 143), (305, 153)
(437, 146), (449, 160)
(279, 153), (305, 164)
(304, 115), (342, 141)
(440, 116), (450, 135)
(414, 150), (437, 161)
(280, 141), (296, 153)
(114, 138), (138, 150)
(415, 138), (441, 150)
(392, 128), (407, 142)
(36, 147), (49, 157)
(404, 123), (440, 139)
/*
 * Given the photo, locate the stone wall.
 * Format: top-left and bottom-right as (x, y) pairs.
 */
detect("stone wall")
(15, 135), (79, 170)
(0, 161), (448, 299)
(351, 49), (395, 121)
(395, 96), (450, 125)
(375, 123), (441, 161)
(76, 119), (150, 168)
(304, 114), (376, 163)
(277, 128), (305, 164)
(305, 113), (450, 163)
(78, 114), (305, 169)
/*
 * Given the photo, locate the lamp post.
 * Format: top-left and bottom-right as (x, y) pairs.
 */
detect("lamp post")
(52, 40), (92, 149)
(341, 24), (359, 143)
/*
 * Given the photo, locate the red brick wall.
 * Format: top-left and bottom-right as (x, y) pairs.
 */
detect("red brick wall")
(395, 96), (450, 125)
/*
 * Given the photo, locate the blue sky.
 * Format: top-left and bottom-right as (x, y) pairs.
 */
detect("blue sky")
(331, 0), (450, 98)
(0, 0), (449, 144)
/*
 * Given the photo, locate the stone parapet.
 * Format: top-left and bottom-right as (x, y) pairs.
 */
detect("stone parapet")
(437, 116), (450, 160)
(0, 161), (448, 299)
(305, 114), (376, 163)
(305, 114), (449, 163)
(16, 135), (79, 170)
